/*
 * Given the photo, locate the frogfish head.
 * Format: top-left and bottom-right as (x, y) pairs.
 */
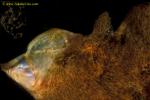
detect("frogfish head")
(1, 28), (84, 99)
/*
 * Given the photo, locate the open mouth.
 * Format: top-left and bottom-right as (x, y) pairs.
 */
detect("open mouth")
(1, 54), (36, 90)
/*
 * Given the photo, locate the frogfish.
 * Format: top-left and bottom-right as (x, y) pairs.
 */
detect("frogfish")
(1, 4), (150, 100)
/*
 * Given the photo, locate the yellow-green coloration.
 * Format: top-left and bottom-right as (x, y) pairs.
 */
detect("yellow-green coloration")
(1, 4), (150, 100)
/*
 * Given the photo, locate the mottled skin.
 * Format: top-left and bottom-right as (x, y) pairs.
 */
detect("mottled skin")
(1, 4), (150, 100)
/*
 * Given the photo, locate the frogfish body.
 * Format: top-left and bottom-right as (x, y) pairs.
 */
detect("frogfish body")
(1, 4), (150, 100)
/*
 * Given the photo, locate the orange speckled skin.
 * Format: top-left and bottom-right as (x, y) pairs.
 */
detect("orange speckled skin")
(2, 4), (150, 100)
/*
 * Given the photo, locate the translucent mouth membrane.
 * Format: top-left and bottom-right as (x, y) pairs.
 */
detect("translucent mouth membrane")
(2, 55), (36, 89)
(12, 57), (35, 83)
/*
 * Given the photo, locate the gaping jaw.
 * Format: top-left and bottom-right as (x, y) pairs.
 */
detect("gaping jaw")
(1, 54), (36, 90)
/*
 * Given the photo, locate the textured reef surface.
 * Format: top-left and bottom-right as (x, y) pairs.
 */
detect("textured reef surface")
(1, 3), (150, 100)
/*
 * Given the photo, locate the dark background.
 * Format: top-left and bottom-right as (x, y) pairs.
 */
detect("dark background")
(0, 0), (149, 99)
